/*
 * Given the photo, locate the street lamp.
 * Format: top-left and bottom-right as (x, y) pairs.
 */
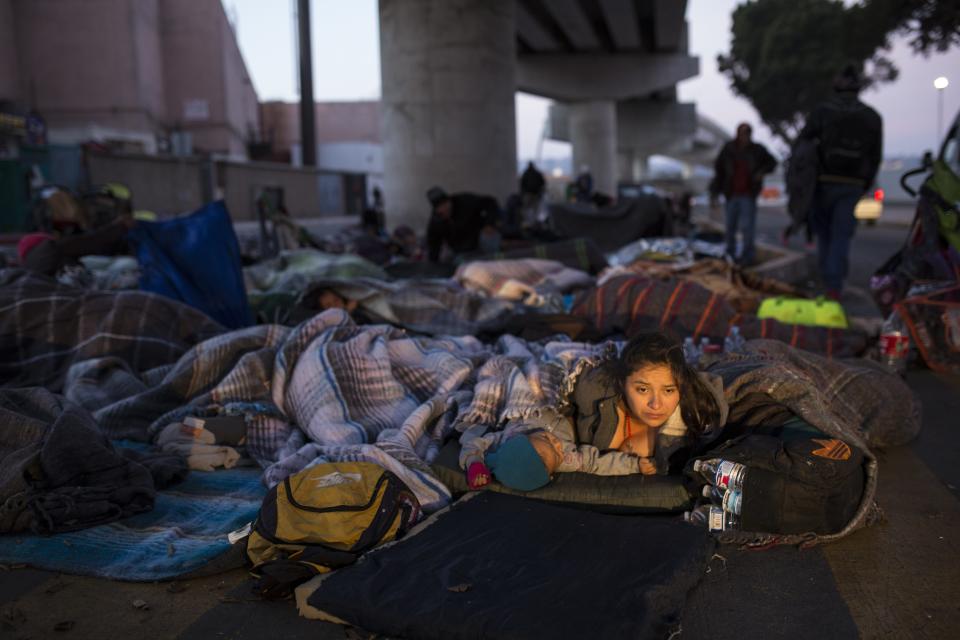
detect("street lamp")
(935, 76), (949, 148)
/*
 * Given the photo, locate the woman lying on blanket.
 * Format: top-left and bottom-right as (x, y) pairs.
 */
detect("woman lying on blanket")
(460, 332), (726, 490)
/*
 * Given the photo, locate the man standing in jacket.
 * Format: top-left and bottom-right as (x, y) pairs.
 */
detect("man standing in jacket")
(710, 123), (778, 266)
(798, 64), (883, 299)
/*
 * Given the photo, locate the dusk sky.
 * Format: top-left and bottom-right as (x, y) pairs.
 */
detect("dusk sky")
(224, 0), (960, 160)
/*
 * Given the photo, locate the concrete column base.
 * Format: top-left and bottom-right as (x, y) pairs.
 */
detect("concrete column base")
(569, 100), (617, 197)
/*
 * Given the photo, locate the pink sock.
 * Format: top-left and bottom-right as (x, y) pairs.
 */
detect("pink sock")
(467, 461), (491, 489)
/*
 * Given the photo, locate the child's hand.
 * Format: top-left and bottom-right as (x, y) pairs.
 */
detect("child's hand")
(637, 457), (657, 475)
(467, 461), (491, 489)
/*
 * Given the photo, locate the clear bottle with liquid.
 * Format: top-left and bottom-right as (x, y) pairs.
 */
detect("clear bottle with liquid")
(693, 458), (748, 492)
(722, 489), (743, 515)
(879, 309), (910, 375)
(707, 505), (741, 532)
(724, 325), (746, 354)
(683, 336), (700, 365)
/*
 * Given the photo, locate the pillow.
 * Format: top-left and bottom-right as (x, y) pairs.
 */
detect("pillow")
(431, 439), (692, 514)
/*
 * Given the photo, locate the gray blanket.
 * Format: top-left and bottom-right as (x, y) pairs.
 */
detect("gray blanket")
(0, 269), (225, 391)
(0, 388), (161, 533)
(702, 339), (922, 546)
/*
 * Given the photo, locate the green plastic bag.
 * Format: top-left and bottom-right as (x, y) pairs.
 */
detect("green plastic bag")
(757, 296), (848, 329)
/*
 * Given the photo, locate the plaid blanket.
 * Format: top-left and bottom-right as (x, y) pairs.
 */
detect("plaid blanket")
(243, 249), (389, 295)
(573, 274), (868, 357)
(606, 258), (805, 313)
(477, 238), (609, 274)
(454, 258), (594, 300)
(297, 277), (521, 337)
(0, 269), (226, 391)
(61, 309), (603, 512)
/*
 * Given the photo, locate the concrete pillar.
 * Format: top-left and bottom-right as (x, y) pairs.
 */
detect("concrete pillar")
(0, 0), (21, 103)
(570, 100), (617, 197)
(379, 0), (517, 231)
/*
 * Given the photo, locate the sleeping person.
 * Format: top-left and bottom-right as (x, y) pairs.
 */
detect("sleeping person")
(460, 332), (727, 490)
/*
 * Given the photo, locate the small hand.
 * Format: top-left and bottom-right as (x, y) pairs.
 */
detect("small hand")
(467, 461), (491, 489)
(638, 457), (657, 475)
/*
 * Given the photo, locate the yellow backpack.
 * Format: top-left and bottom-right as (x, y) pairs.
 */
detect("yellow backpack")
(245, 461), (420, 598)
(757, 296), (849, 329)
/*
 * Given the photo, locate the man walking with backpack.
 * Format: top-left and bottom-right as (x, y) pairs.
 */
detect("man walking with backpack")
(799, 64), (883, 300)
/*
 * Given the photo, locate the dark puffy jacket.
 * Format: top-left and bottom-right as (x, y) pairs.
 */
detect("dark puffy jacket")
(799, 92), (883, 188)
(568, 364), (728, 475)
(426, 193), (500, 262)
(710, 141), (778, 199)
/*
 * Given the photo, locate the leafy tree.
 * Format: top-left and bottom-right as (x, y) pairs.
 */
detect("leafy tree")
(718, 0), (958, 148)
(866, 0), (960, 54)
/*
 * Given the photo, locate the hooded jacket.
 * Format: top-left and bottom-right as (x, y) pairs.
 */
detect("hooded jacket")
(569, 363), (729, 475)
(710, 141), (777, 200)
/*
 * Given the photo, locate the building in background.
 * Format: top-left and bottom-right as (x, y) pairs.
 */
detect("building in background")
(258, 100), (382, 206)
(0, 0), (258, 158)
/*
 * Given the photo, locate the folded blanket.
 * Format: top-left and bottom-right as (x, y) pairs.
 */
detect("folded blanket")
(0, 388), (158, 533)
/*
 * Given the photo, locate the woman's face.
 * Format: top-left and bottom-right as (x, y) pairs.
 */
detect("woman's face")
(623, 364), (680, 429)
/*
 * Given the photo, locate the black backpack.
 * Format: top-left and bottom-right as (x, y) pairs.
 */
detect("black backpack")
(688, 433), (865, 536)
(817, 103), (878, 180)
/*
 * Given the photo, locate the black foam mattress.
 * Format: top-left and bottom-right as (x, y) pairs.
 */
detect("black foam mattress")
(304, 492), (715, 640)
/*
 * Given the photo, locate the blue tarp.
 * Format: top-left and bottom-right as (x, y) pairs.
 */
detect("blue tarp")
(130, 200), (253, 329)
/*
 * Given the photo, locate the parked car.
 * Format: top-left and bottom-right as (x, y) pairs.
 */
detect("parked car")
(855, 188), (884, 224)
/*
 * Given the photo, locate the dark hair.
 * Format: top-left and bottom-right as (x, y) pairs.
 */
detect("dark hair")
(600, 332), (720, 437)
(833, 63), (863, 93)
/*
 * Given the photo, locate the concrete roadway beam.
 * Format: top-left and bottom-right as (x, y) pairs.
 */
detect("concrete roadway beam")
(598, 0), (641, 50)
(379, 0), (517, 231)
(516, 1), (562, 51)
(654, 0), (687, 52)
(517, 53), (698, 102)
(542, 0), (601, 50)
(617, 100), (697, 150)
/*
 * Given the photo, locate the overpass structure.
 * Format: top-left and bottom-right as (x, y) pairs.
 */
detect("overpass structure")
(378, 0), (704, 229)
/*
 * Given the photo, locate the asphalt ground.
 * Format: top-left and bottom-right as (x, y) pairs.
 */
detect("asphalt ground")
(3, 204), (959, 639)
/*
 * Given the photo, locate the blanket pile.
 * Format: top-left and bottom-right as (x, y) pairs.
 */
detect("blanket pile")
(0, 269), (225, 390)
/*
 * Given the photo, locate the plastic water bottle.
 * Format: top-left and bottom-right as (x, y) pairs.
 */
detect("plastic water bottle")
(702, 484), (725, 503)
(683, 336), (700, 365)
(722, 489), (743, 515)
(684, 504), (711, 526)
(879, 309), (910, 375)
(724, 325), (746, 354)
(693, 458), (748, 492)
(707, 505), (740, 532)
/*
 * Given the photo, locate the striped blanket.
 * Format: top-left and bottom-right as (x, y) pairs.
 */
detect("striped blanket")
(0, 269), (226, 391)
(296, 277), (519, 337)
(62, 309), (604, 512)
(573, 274), (868, 357)
(454, 258), (594, 301)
